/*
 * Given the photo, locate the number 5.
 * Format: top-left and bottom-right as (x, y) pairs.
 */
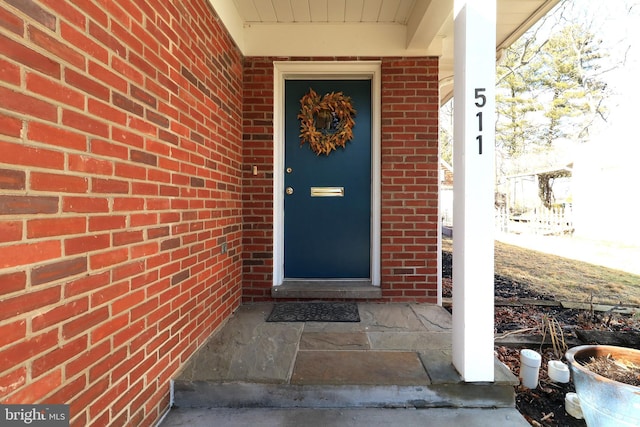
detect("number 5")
(475, 88), (486, 108)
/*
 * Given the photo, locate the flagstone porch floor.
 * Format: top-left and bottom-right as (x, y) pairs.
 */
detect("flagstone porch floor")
(163, 303), (528, 426)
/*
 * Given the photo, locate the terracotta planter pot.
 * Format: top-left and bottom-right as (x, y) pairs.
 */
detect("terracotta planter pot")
(565, 345), (640, 427)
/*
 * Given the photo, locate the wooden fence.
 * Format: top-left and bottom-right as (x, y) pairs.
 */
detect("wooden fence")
(495, 205), (573, 235)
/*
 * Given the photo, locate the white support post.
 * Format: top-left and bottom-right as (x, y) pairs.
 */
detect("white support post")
(452, 0), (496, 382)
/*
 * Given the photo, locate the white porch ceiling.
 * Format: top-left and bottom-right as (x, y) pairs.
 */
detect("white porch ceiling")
(209, 0), (561, 103)
(233, 0), (419, 23)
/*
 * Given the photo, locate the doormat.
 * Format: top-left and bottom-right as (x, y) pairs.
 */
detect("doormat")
(266, 302), (360, 322)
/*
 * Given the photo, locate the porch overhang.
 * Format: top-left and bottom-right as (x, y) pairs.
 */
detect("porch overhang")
(209, 0), (561, 105)
(208, 0), (561, 382)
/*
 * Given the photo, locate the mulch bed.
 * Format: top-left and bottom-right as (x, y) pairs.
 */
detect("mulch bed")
(442, 250), (640, 427)
(498, 346), (584, 427)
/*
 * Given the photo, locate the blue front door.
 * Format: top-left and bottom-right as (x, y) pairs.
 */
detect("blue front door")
(284, 79), (372, 279)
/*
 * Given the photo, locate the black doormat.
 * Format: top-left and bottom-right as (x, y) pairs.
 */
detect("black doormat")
(266, 302), (360, 322)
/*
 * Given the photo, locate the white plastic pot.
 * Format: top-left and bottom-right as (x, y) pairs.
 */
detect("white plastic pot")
(548, 360), (570, 383)
(565, 392), (584, 419)
(520, 349), (542, 389)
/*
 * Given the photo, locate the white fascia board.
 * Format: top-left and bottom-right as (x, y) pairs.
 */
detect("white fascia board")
(208, 0), (246, 52)
(242, 23), (436, 57)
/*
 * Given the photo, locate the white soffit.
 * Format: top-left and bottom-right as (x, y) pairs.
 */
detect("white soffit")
(210, 0), (451, 56)
(208, 0), (561, 103)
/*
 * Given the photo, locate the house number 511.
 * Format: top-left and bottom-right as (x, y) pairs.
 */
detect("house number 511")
(474, 88), (486, 155)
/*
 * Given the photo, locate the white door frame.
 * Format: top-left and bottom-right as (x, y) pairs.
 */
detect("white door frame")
(272, 61), (382, 287)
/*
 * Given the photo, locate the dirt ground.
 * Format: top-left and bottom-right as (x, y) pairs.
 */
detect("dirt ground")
(441, 240), (640, 427)
(443, 236), (640, 305)
(496, 233), (640, 277)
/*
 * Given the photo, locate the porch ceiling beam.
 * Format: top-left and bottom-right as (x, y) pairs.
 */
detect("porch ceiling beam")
(241, 23), (434, 57)
(406, 0), (453, 51)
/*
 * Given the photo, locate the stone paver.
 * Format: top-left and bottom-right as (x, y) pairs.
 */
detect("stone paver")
(177, 304), (303, 383)
(411, 304), (453, 330)
(368, 331), (451, 351)
(357, 303), (426, 331)
(419, 350), (462, 384)
(291, 350), (431, 385)
(299, 332), (370, 350)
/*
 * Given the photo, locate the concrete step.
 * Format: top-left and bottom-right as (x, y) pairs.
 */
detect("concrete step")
(172, 359), (518, 410)
(161, 407), (531, 427)
(171, 304), (519, 412)
(172, 381), (517, 410)
(173, 348), (519, 410)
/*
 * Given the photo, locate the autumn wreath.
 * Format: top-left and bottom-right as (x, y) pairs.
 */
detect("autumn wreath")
(298, 88), (356, 156)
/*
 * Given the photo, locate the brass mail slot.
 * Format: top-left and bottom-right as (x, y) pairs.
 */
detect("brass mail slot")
(310, 187), (344, 197)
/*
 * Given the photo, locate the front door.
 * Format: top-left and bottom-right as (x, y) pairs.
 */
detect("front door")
(284, 79), (372, 279)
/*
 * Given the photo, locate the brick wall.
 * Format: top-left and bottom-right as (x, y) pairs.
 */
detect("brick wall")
(241, 58), (275, 301)
(242, 57), (439, 303)
(380, 58), (440, 301)
(0, 1), (243, 426)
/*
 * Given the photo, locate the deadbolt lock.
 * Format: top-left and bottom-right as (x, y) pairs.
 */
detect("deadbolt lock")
(285, 187), (294, 195)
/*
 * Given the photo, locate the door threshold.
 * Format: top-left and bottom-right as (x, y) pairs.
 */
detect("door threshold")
(272, 280), (382, 300)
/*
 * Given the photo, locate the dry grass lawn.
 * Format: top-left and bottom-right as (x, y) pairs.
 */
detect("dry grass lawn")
(442, 237), (640, 306)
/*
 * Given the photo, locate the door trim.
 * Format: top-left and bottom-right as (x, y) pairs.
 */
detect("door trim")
(273, 61), (382, 287)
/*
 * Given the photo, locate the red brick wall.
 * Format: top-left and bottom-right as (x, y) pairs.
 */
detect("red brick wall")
(242, 57), (439, 303)
(0, 1), (243, 426)
(241, 58), (275, 300)
(380, 58), (440, 301)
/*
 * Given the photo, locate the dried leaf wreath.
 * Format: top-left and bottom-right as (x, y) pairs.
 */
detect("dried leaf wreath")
(298, 88), (356, 156)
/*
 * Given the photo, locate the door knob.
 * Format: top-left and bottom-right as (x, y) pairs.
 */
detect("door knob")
(285, 187), (294, 195)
